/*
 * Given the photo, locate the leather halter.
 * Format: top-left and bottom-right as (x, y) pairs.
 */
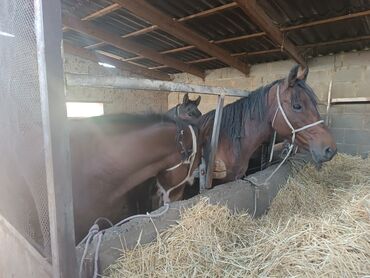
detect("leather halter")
(157, 125), (197, 203)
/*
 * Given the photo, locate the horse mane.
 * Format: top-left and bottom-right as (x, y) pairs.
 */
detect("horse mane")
(199, 78), (319, 155)
(199, 80), (279, 151)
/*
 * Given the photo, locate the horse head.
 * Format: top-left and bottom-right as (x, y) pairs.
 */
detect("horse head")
(270, 64), (337, 166)
(177, 93), (202, 120)
(156, 118), (202, 203)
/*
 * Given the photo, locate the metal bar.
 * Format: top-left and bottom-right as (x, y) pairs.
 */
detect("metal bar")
(35, 0), (77, 277)
(331, 97), (370, 103)
(198, 157), (207, 193)
(66, 74), (250, 97)
(205, 94), (225, 189)
(325, 80), (333, 125)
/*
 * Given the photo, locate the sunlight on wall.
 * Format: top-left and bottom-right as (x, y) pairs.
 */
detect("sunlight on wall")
(66, 102), (104, 118)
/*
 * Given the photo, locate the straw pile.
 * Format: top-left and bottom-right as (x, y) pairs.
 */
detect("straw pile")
(106, 154), (370, 277)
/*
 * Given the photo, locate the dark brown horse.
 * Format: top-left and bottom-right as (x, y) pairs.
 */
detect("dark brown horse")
(69, 113), (200, 242)
(200, 65), (337, 185)
(167, 93), (202, 120)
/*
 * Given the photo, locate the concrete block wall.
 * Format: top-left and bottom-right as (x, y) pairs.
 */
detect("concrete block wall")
(64, 54), (168, 114)
(170, 50), (370, 157)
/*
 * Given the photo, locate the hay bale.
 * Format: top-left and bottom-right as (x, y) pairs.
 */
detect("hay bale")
(106, 154), (370, 277)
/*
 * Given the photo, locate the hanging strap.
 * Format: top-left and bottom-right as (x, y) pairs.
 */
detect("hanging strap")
(157, 125), (197, 203)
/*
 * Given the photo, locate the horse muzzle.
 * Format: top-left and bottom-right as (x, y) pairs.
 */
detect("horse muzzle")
(311, 144), (337, 165)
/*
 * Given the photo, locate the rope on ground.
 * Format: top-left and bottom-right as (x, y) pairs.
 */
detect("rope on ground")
(79, 204), (170, 278)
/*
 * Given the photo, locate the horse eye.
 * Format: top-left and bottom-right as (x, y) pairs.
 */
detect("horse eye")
(293, 103), (302, 111)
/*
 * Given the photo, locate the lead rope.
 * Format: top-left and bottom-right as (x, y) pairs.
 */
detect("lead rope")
(246, 84), (324, 217)
(79, 204), (170, 278)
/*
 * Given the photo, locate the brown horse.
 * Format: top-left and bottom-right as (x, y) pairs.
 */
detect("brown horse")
(167, 93), (202, 120)
(200, 65), (337, 185)
(69, 113), (200, 242)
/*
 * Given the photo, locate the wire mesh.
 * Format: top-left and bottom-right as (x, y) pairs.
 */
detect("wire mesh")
(0, 0), (51, 257)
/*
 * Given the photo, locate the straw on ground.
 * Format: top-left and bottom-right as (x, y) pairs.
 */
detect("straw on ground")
(106, 154), (370, 277)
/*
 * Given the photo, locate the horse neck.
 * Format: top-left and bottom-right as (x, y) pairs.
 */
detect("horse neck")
(239, 90), (278, 159)
(239, 116), (274, 157)
(166, 105), (179, 118)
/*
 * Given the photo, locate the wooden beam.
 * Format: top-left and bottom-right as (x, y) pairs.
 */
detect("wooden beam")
(299, 34), (370, 48)
(63, 42), (171, 80)
(82, 3), (238, 50)
(81, 3), (121, 21)
(151, 48), (282, 68)
(110, 8), (370, 59)
(281, 9), (370, 32)
(178, 2), (238, 22)
(234, 0), (306, 66)
(112, 0), (250, 75)
(150, 32), (370, 68)
(62, 14), (205, 78)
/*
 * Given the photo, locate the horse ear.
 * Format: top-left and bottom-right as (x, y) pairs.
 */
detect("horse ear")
(183, 93), (189, 104)
(195, 96), (201, 106)
(288, 64), (300, 87)
(297, 66), (309, 81)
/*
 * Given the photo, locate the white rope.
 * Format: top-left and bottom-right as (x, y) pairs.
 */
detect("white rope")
(157, 124), (197, 204)
(269, 131), (277, 163)
(79, 204), (170, 278)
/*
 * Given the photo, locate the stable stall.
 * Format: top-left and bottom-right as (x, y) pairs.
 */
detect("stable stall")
(0, 1), (370, 278)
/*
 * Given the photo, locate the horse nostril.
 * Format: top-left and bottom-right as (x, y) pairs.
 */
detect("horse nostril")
(324, 146), (334, 158)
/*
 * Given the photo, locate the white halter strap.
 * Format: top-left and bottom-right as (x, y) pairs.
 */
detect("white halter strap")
(251, 84), (324, 186)
(157, 125), (197, 203)
(272, 84), (324, 146)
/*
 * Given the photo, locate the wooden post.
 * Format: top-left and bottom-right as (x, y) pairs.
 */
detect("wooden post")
(325, 80), (333, 126)
(205, 94), (225, 189)
(35, 0), (77, 277)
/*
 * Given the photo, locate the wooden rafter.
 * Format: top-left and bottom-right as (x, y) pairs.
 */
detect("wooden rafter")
(114, 9), (370, 63)
(62, 14), (205, 78)
(82, 2), (238, 50)
(63, 42), (171, 81)
(81, 3), (121, 21)
(149, 34), (370, 68)
(234, 0), (306, 66)
(112, 0), (250, 75)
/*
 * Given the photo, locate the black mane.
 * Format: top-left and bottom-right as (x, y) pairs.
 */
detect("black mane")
(200, 78), (319, 155)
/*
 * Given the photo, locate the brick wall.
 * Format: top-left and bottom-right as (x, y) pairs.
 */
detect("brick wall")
(170, 50), (370, 157)
(64, 54), (168, 114)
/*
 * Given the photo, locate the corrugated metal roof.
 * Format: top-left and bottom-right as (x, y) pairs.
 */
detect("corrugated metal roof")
(62, 0), (370, 75)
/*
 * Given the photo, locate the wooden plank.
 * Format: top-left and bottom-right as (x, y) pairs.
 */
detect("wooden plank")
(178, 2), (238, 22)
(300, 34), (370, 48)
(63, 43), (171, 81)
(35, 0), (77, 277)
(62, 14), (205, 78)
(331, 97), (370, 104)
(234, 0), (306, 66)
(282, 9), (370, 32)
(113, 0), (250, 75)
(81, 7), (370, 60)
(81, 2), (238, 50)
(81, 3), (121, 21)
